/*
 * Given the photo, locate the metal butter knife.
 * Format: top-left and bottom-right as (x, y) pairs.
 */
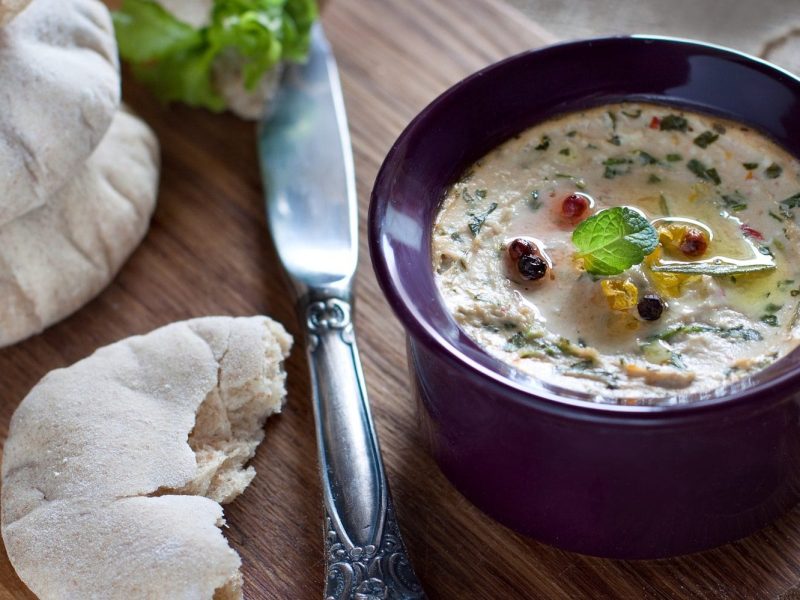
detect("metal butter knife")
(258, 23), (426, 600)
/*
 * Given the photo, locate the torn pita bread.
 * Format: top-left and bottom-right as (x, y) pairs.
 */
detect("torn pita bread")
(0, 109), (159, 348)
(0, 0), (120, 226)
(2, 315), (292, 600)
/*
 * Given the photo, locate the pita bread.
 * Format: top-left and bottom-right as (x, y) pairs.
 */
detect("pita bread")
(0, 0), (120, 226)
(0, 108), (159, 348)
(0, 0), (31, 25)
(2, 315), (293, 599)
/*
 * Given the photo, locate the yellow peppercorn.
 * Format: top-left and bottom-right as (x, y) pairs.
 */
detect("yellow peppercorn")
(644, 247), (698, 298)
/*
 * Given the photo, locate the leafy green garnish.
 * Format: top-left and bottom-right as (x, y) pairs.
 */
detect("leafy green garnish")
(666, 153), (683, 162)
(113, 0), (318, 112)
(652, 323), (762, 343)
(608, 111), (618, 131)
(602, 156), (633, 179)
(637, 150), (659, 165)
(607, 135), (622, 146)
(660, 115), (689, 132)
(765, 163), (783, 179)
(693, 131), (719, 148)
(781, 192), (800, 209)
(721, 191), (748, 212)
(743, 162), (759, 170)
(760, 314), (779, 327)
(622, 109), (642, 118)
(764, 302), (783, 313)
(467, 202), (497, 236)
(647, 174), (662, 184)
(559, 148), (571, 156)
(572, 207), (658, 276)
(687, 158), (721, 185)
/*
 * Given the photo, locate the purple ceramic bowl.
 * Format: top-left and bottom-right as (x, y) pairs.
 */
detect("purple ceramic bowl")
(368, 36), (800, 559)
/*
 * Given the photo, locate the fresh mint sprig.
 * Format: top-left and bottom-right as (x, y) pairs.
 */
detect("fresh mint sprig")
(572, 207), (658, 276)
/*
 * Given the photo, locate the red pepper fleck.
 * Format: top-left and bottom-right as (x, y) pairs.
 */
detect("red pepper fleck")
(740, 224), (764, 240)
(649, 116), (661, 130)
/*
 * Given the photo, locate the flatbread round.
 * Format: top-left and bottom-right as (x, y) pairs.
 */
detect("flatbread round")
(0, 0), (120, 226)
(0, 109), (159, 348)
(0, 0), (31, 25)
(2, 316), (292, 600)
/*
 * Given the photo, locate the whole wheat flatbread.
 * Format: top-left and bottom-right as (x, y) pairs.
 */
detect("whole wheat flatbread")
(2, 315), (292, 599)
(0, 108), (159, 348)
(0, 0), (120, 226)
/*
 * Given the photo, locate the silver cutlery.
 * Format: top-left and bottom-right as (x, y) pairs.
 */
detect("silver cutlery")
(259, 23), (426, 600)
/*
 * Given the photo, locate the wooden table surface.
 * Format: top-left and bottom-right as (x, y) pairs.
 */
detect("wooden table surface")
(1, 0), (800, 598)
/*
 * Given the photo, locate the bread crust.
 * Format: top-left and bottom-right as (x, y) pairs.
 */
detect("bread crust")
(1, 316), (292, 599)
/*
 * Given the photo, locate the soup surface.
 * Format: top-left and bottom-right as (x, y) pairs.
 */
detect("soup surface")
(432, 103), (800, 404)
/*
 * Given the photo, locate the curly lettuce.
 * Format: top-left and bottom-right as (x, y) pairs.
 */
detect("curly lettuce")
(113, 0), (318, 112)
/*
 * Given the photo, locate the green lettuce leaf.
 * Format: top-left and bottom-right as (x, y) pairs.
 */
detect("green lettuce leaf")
(113, 0), (318, 112)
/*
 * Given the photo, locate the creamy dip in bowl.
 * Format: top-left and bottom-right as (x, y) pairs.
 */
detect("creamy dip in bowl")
(369, 36), (800, 557)
(433, 103), (800, 403)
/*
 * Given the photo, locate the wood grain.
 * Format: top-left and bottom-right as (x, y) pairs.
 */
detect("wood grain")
(0, 0), (798, 598)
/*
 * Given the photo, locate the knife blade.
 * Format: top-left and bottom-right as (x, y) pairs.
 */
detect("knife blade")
(258, 23), (425, 600)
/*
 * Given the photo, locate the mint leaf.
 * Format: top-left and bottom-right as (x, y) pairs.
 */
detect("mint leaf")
(572, 207), (658, 276)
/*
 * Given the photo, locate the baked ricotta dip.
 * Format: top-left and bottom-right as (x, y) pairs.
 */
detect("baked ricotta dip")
(432, 103), (800, 404)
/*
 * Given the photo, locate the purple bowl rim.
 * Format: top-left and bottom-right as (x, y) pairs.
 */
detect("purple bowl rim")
(368, 34), (800, 419)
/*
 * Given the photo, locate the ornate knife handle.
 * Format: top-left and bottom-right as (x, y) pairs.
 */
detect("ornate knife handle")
(304, 297), (426, 600)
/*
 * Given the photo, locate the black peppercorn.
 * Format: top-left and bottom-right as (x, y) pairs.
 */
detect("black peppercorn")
(637, 294), (664, 320)
(518, 255), (548, 281)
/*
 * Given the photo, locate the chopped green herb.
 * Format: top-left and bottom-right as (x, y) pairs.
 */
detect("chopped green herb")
(760, 314), (779, 327)
(648, 174), (662, 184)
(666, 153), (683, 162)
(687, 158), (721, 185)
(567, 130), (577, 138)
(608, 111), (618, 131)
(759, 245), (774, 257)
(721, 191), (748, 212)
(765, 163), (783, 179)
(713, 123), (727, 134)
(559, 148), (571, 156)
(743, 162), (759, 170)
(637, 150), (659, 165)
(572, 207), (658, 276)
(769, 211), (784, 222)
(659, 193), (670, 215)
(529, 190), (542, 210)
(622, 109), (642, 118)
(765, 303), (783, 313)
(535, 135), (551, 151)
(670, 353), (687, 369)
(586, 143), (599, 150)
(693, 131), (719, 148)
(652, 324), (762, 343)
(607, 135), (622, 146)
(475, 189), (487, 199)
(660, 114), (689, 132)
(467, 202), (497, 236)
(449, 231), (461, 241)
(780, 192), (800, 209)
(602, 156), (633, 179)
